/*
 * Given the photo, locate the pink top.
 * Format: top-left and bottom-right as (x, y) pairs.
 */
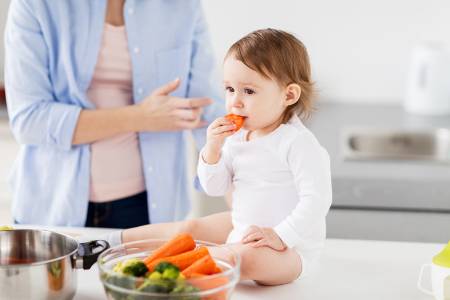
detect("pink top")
(87, 24), (145, 202)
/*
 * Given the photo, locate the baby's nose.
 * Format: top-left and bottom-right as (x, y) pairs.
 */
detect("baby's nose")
(231, 96), (244, 108)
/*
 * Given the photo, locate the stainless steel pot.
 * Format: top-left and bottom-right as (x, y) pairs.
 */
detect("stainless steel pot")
(0, 229), (109, 300)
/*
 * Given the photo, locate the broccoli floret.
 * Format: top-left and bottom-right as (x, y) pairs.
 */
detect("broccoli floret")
(147, 271), (162, 280)
(154, 262), (180, 280)
(170, 283), (200, 300)
(122, 262), (148, 277)
(114, 258), (148, 277)
(162, 268), (180, 280)
(154, 262), (179, 274)
(138, 278), (175, 294)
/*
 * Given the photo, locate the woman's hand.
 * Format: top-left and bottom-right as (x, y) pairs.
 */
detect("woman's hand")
(135, 78), (213, 132)
(202, 117), (236, 164)
(241, 225), (287, 251)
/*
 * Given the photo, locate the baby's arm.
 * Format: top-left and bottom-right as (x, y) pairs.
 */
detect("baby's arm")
(197, 117), (236, 196)
(273, 133), (332, 247)
(262, 132), (331, 279)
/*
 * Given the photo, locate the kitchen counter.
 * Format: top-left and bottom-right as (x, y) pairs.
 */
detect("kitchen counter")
(11, 225), (441, 300)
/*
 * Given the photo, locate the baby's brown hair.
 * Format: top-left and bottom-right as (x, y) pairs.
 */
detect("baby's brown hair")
(225, 28), (315, 123)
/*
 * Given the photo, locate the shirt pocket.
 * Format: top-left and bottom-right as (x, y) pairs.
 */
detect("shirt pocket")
(156, 43), (192, 97)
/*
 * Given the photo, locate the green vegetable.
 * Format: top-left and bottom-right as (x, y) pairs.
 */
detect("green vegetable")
(154, 262), (180, 274)
(147, 271), (162, 280)
(161, 268), (180, 280)
(114, 258), (148, 277)
(138, 278), (175, 294)
(153, 262), (181, 280)
(107, 260), (202, 300)
(170, 283), (201, 300)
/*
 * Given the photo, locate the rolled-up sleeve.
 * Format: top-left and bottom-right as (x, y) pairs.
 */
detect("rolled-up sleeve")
(5, 0), (81, 151)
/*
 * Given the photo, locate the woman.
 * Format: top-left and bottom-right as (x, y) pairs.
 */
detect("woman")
(4, 0), (224, 228)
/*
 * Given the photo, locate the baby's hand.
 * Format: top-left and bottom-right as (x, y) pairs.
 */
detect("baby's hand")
(241, 225), (287, 251)
(202, 117), (236, 164)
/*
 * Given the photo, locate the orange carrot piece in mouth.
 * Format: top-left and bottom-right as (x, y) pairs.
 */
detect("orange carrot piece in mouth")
(225, 114), (245, 131)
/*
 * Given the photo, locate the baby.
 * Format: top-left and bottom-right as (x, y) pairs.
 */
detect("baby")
(120, 28), (332, 285)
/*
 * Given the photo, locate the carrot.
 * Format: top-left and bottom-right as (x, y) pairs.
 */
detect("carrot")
(225, 114), (245, 131)
(146, 246), (210, 271)
(143, 233), (196, 265)
(182, 254), (218, 278)
(188, 272), (207, 279)
(190, 276), (229, 300)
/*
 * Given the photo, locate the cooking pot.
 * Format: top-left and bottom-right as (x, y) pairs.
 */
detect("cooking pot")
(0, 229), (109, 300)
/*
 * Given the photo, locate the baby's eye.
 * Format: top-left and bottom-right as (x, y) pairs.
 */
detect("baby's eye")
(225, 86), (235, 93)
(244, 88), (255, 95)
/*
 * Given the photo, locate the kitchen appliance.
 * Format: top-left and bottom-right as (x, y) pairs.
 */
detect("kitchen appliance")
(418, 241), (450, 300)
(0, 229), (109, 300)
(98, 239), (240, 300)
(405, 42), (450, 115)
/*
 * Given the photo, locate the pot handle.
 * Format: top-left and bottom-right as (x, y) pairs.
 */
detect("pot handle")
(75, 240), (110, 270)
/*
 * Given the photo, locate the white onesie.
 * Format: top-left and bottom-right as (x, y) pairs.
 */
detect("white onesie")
(197, 114), (332, 277)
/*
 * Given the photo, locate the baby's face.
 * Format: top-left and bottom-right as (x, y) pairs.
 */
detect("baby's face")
(223, 56), (287, 133)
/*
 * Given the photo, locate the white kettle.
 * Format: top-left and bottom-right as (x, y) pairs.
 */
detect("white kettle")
(404, 42), (450, 115)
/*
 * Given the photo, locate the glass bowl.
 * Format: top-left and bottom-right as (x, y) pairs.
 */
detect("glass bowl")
(97, 239), (241, 300)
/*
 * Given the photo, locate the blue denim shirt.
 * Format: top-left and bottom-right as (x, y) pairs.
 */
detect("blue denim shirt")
(4, 0), (225, 226)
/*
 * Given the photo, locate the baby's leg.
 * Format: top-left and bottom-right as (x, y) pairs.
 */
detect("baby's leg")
(122, 211), (232, 245)
(227, 243), (302, 286)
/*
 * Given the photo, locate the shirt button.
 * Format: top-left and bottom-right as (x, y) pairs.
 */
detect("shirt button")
(151, 203), (157, 209)
(137, 88), (144, 95)
(134, 47), (140, 54)
(128, 8), (134, 15)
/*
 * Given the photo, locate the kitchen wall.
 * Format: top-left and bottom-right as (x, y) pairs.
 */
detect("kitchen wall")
(1, 0), (449, 103)
(202, 0), (450, 104)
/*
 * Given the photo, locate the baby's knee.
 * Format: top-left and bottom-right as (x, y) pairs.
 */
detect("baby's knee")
(235, 244), (257, 278)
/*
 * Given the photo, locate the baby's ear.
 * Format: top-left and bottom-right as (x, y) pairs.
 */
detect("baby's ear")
(285, 83), (301, 106)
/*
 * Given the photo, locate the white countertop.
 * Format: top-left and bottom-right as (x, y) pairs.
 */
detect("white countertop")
(11, 225), (439, 300)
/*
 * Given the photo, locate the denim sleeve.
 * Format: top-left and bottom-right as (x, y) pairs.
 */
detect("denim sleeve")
(187, 0), (226, 151)
(4, 0), (81, 151)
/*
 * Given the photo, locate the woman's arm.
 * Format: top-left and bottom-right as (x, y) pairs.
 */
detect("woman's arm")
(5, 1), (213, 149)
(72, 78), (213, 144)
(5, 1), (81, 151)
(71, 105), (139, 145)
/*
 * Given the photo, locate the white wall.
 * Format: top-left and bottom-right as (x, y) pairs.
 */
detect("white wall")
(1, 0), (449, 103)
(202, 0), (450, 104)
